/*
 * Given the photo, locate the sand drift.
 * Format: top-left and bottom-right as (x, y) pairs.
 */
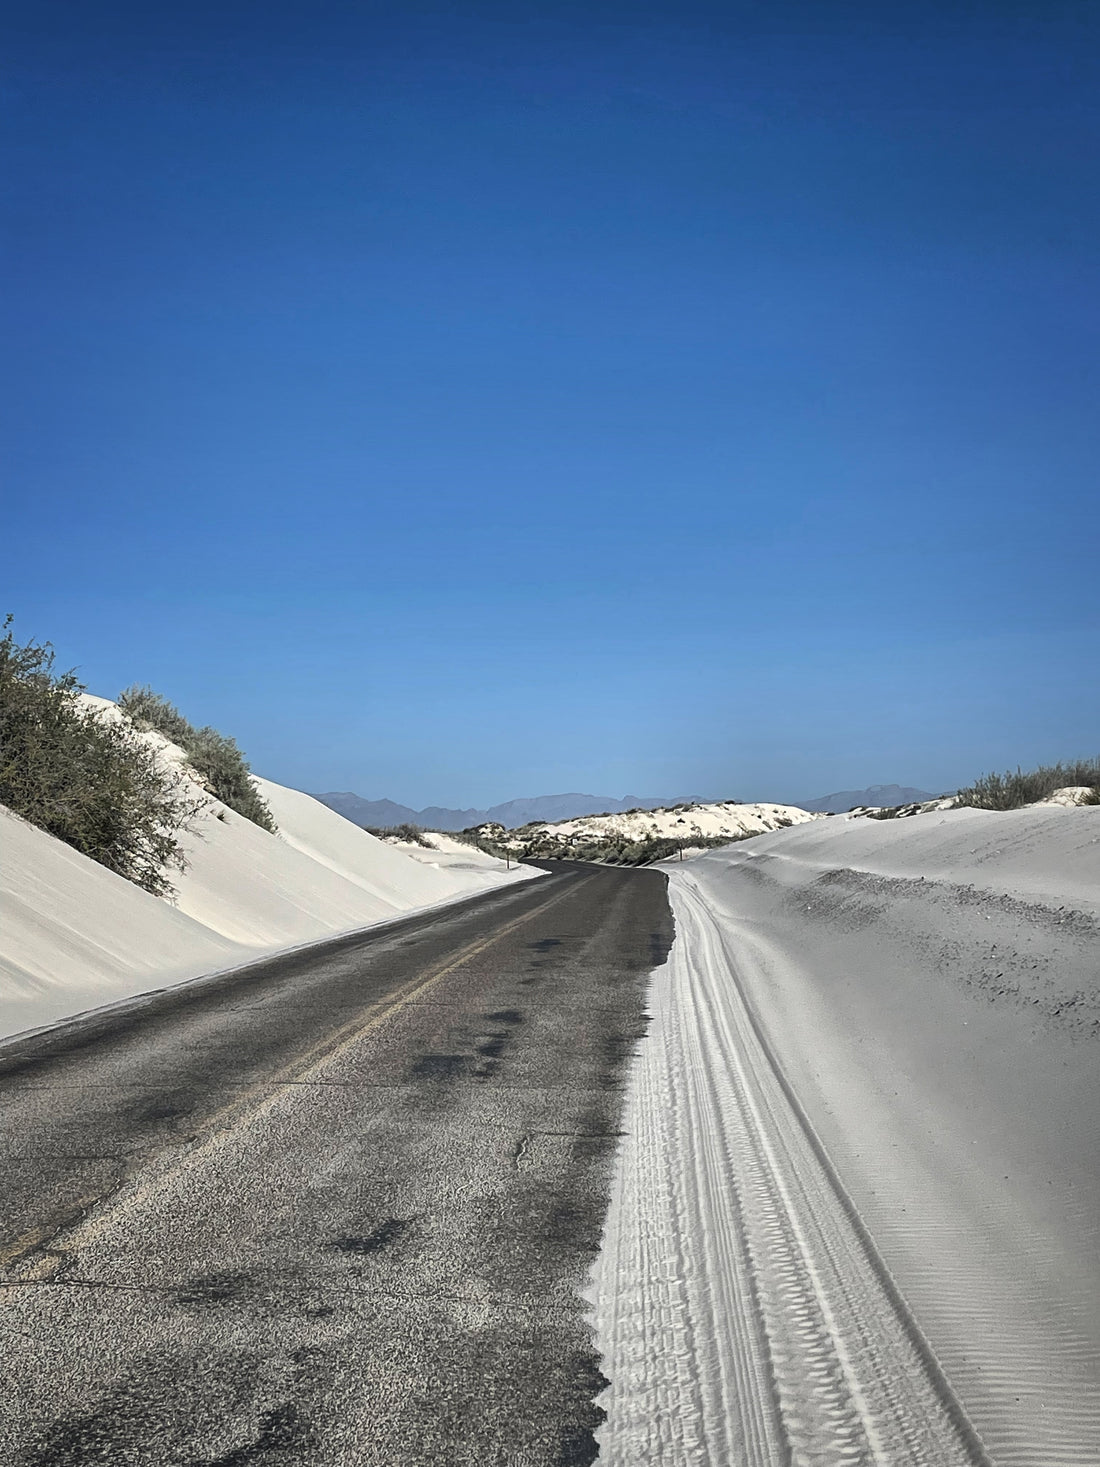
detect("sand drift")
(592, 807), (1100, 1467)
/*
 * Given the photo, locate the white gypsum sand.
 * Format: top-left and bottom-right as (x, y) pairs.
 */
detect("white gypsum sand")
(486, 799), (822, 853)
(0, 702), (540, 1043)
(374, 829), (528, 885)
(591, 803), (1100, 1467)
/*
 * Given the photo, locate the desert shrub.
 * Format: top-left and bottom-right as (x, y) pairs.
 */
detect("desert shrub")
(513, 831), (747, 866)
(454, 825), (520, 860)
(366, 823), (432, 847)
(0, 620), (202, 894)
(184, 725), (275, 830)
(114, 686), (193, 747)
(466, 823), (768, 868)
(593, 833), (746, 865)
(864, 800), (941, 820)
(118, 685), (276, 832)
(954, 759), (1100, 811)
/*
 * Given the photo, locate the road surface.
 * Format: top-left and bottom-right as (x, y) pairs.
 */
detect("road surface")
(0, 862), (673, 1466)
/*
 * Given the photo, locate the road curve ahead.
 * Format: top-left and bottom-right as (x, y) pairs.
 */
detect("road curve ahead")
(0, 862), (673, 1466)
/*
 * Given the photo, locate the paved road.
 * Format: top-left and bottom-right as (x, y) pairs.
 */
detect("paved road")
(0, 862), (673, 1466)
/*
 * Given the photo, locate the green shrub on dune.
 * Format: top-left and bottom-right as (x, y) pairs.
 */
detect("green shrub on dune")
(365, 823), (433, 846)
(118, 685), (277, 833)
(0, 620), (201, 895)
(955, 759), (1100, 811)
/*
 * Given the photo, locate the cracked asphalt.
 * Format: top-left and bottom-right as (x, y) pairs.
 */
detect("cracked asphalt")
(0, 862), (673, 1466)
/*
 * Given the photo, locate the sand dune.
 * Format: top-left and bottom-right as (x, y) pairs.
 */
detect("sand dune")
(489, 798), (823, 851)
(369, 827), (528, 883)
(593, 803), (1100, 1466)
(0, 705), (538, 1044)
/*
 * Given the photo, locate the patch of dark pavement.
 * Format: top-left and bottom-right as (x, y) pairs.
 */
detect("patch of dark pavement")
(172, 1270), (258, 1307)
(408, 1052), (468, 1082)
(330, 1218), (413, 1256)
(11, 1350), (309, 1467)
(553, 1351), (609, 1467)
(485, 1008), (524, 1025)
(647, 934), (667, 968)
(197, 1402), (317, 1466)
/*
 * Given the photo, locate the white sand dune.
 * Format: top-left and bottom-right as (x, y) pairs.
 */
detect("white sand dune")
(158, 777), (527, 948)
(1039, 784), (1097, 808)
(372, 828), (529, 885)
(0, 705), (539, 1044)
(490, 798), (822, 850)
(1, 805), (245, 1044)
(593, 803), (1100, 1467)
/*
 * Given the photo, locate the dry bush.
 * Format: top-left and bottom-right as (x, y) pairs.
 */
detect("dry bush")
(955, 759), (1100, 811)
(119, 684), (276, 833)
(1, 620), (202, 894)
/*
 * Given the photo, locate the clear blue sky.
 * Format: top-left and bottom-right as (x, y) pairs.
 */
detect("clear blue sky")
(4, 1), (1098, 805)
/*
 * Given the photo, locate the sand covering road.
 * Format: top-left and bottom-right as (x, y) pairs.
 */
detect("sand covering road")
(593, 804), (1100, 1466)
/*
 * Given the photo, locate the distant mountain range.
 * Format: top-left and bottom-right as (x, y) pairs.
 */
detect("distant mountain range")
(312, 783), (942, 830)
(797, 783), (939, 815)
(311, 791), (703, 832)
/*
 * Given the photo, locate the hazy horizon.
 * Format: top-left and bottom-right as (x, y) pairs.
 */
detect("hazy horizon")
(309, 781), (943, 814)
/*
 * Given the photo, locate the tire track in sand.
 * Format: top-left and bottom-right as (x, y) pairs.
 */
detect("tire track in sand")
(590, 877), (992, 1466)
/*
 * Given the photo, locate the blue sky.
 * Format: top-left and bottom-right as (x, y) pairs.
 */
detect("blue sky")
(4, 1), (1098, 805)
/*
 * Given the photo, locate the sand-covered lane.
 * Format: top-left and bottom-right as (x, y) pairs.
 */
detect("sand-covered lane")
(592, 806), (1100, 1467)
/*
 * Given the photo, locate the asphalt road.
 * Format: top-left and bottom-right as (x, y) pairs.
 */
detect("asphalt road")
(0, 862), (673, 1467)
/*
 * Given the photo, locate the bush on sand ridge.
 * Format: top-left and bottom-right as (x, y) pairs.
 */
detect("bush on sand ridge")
(955, 759), (1100, 811)
(0, 620), (202, 895)
(118, 685), (277, 832)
